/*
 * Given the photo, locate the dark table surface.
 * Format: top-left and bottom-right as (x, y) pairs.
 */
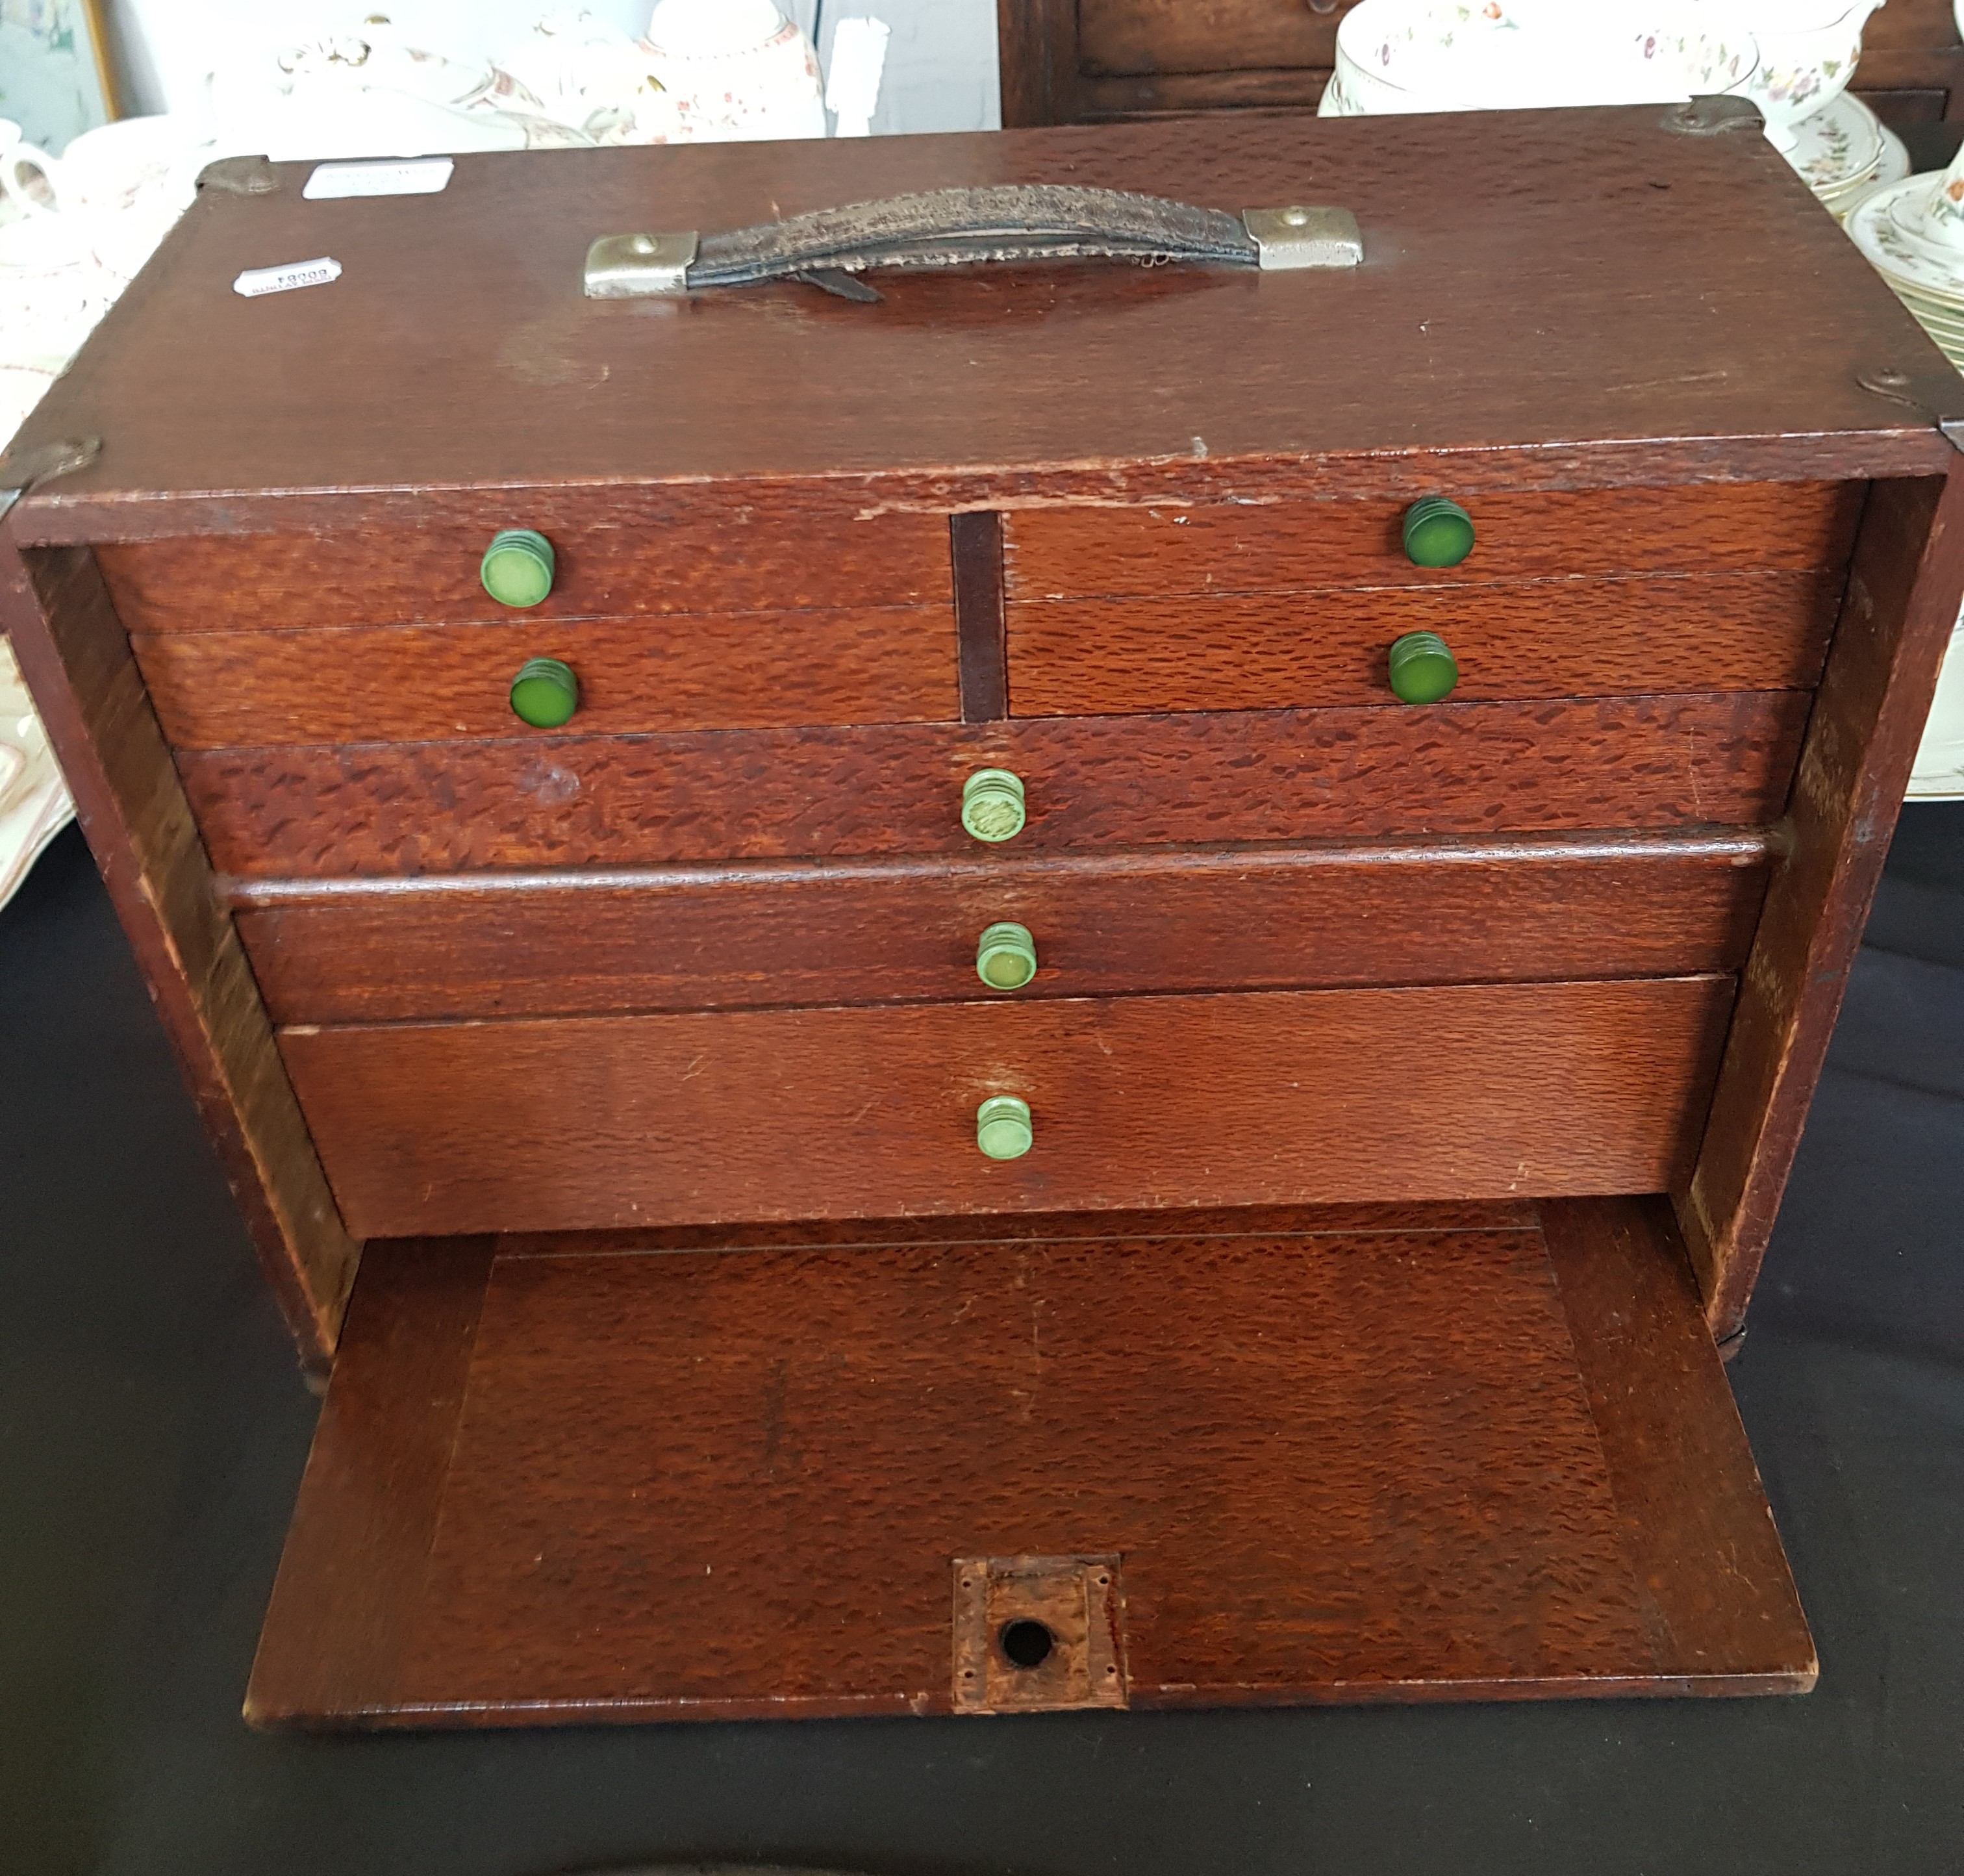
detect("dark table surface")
(4, 798), (1961, 1876)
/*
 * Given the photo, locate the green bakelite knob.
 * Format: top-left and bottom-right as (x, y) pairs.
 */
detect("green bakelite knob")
(961, 768), (1026, 843)
(509, 656), (580, 728)
(976, 921), (1038, 991)
(481, 528), (556, 607)
(1402, 496), (1476, 569)
(977, 1095), (1033, 1161)
(1387, 631), (1459, 705)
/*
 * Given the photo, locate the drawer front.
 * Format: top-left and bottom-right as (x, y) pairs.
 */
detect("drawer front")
(281, 976), (1735, 1238)
(1009, 572), (1841, 717)
(237, 839), (1770, 1024)
(183, 693), (1809, 880)
(134, 608), (959, 748)
(1078, 0), (1359, 77)
(1003, 484), (1861, 602)
(97, 508), (954, 632)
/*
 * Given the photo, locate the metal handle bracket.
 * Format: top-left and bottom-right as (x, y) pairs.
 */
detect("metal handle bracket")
(584, 185), (1359, 298)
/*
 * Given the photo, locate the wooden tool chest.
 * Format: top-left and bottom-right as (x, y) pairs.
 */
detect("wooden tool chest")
(5, 105), (1962, 1727)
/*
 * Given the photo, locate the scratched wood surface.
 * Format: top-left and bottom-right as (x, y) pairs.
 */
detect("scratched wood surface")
(1001, 485), (1862, 598)
(97, 510), (954, 631)
(245, 1195), (1813, 1727)
(10, 110), (1958, 545)
(277, 975), (1734, 1237)
(180, 691), (1809, 880)
(232, 833), (1771, 1024)
(134, 607), (960, 748)
(1007, 572), (1841, 716)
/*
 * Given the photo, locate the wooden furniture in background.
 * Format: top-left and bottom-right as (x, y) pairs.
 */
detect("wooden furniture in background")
(998, 0), (1964, 129)
(3, 107), (1962, 1727)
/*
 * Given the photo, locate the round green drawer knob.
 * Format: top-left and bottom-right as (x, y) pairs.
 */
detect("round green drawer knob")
(1387, 630), (1459, 705)
(976, 921), (1038, 991)
(1402, 496), (1476, 569)
(509, 655), (580, 728)
(481, 528), (556, 607)
(961, 768), (1026, 843)
(977, 1095), (1033, 1161)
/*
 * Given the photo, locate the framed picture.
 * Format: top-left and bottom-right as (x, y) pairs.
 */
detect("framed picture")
(0, 0), (118, 153)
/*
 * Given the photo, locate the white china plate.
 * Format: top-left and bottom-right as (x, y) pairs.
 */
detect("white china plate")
(1850, 177), (1964, 303)
(1788, 90), (1885, 194)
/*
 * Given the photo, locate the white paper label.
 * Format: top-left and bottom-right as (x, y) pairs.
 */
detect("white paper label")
(302, 158), (455, 201)
(233, 256), (343, 298)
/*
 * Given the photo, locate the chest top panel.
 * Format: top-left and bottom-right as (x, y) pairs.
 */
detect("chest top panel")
(8, 105), (1963, 540)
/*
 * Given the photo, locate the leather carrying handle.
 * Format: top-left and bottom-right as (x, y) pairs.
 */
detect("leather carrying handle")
(584, 185), (1361, 299)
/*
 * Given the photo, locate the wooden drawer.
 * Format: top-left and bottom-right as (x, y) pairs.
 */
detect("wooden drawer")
(279, 976), (1735, 1239)
(1001, 485), (1863, 602)
(1008, 572), (1841, 717)
(184, 693), (1809, 880)
(133, 607), (959, 747)
(97, 508), (955, 632)
(235, 834), (1770, 1024)
(1077, 0), (1357, 76)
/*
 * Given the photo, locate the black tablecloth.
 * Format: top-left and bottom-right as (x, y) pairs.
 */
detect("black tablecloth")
(3, 808), (1961, 1876)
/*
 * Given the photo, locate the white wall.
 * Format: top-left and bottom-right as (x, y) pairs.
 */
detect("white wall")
(106, 0), (996, 135)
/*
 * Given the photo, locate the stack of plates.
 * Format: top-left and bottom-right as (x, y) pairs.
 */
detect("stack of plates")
(1785, 91), (1910, 220)
(1846, 169), (1964, 371)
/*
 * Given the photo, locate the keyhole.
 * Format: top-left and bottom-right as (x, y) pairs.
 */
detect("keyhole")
(999, 1618), (1055, 1669)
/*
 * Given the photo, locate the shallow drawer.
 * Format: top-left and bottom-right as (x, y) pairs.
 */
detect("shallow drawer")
(1008, 571), (1840, 717)
(98, 507), (954, 632)
(1001, 483), (1862, 602)
(134, 607), (959, 748)
(183, 693), (1809, 880)
(236, 835), (1770, 1024)
(279, 976), (1735, 1239)
(1079, 0), (1359, 77)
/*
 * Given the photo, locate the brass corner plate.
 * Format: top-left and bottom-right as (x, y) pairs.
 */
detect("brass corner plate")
(951, 1553), (1128, 1714)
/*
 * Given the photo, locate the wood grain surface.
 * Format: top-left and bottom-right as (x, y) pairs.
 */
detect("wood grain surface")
(1682, 471), (1964, 1336)
(277, 976), (1735, 1238)
(1541, 1196), (1813, 1682)
(0, 544), (357, 1367)
(10, 112), (1956, 545)
(231, 832), (1772, 1024)
(1002, 484), (1862, 599)
(245, 1196), (1813, 1727)
(133, 606), (959, 749)
(97, 509), (954, 633)
(1007, 572), (1841, 716)
(245, 1236), (493, 1718)
(180, 691), (1810, 880)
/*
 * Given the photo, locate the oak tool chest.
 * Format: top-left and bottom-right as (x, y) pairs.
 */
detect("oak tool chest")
(5, 103), (1963, 1729)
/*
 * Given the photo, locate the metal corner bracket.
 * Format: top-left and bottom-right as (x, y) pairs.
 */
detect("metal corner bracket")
(0, 435), (103, 523)
(1855, 366), (1964, 453)
(585, 231), (700, 298)
(1242, 204), (1363, 270)
(1663, 94), (1764, 136)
